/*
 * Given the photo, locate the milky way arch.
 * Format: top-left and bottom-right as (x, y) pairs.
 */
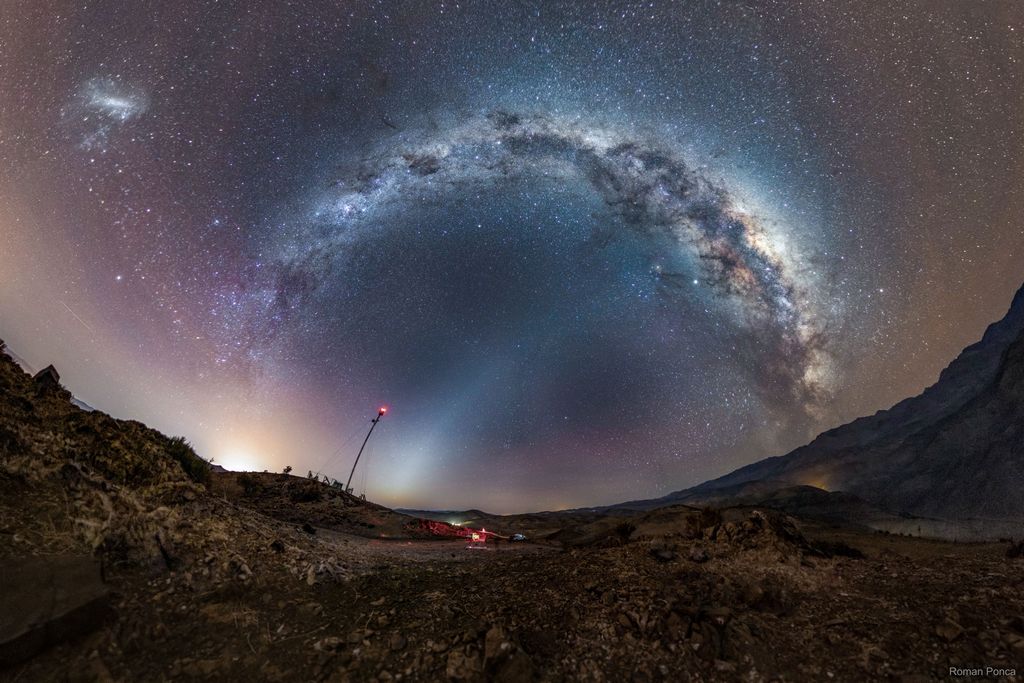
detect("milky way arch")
(270, 111), (833, 414)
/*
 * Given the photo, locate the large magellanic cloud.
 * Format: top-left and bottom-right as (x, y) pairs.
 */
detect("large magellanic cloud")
(62, 77), (148, 151)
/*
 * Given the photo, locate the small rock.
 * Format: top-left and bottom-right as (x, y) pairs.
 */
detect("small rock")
(1003, 631), (1024, 654)
(650, 548), (677, 563)
(665, 611), (689, 639)
(899, 675), (932, 683)
(347, 628), (372, 644)
(935, 619), (963, 642)
(389, 633), (407, 651)
(494, 651), (533, 683)
(182, 658), (220, 677)
(705, 606), (731, 627)
(741, 582), (765, 606)
(298, 602), (323, 617)
(484, 625), (508, 662)
(87, 655), (115, 683)
(446, 647), (482, 680)
(314, 636), (344, 653)
(301, 522), (317, 535)
(714, 659), (737, 673)
(689, 547), (709, 563)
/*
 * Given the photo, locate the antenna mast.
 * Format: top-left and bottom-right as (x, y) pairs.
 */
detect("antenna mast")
(345, 406), (387, 494)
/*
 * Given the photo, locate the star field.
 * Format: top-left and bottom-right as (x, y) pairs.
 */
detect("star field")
(1, 1), (1022, 512)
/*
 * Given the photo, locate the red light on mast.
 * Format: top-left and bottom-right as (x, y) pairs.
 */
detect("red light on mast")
(378, 406), (388, 415)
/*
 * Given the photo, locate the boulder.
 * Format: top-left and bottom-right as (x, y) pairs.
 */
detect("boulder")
(0, 556), (112, 667)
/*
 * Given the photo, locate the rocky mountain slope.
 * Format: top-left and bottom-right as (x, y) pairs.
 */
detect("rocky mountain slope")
(627, 283), (1024, 529)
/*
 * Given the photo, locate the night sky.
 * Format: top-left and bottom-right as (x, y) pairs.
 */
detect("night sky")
(2, 1), (1023, 512)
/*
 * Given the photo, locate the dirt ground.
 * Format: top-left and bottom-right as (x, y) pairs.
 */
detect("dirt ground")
(7, 514), (1024, 683)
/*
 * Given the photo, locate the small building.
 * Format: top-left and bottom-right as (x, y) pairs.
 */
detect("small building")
(33, 365), (62, 391)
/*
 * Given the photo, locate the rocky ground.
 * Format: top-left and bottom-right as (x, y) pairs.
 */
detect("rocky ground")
(2, 345), (1024, 682)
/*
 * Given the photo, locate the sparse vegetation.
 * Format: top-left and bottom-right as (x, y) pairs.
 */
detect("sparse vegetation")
(165, 436), (211, 486)
(236, 472), (262, 495)
(289, 480), (323, 503)
(613, 521), (636, 542)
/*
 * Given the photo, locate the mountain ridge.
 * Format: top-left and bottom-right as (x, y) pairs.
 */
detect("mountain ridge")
(611, 282), (1024, 528)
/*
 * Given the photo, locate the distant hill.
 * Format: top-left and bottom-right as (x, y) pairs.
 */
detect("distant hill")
(2, 345), (35, 374)
(616, 282), (1024, 535)
(70, 397), (95, 412)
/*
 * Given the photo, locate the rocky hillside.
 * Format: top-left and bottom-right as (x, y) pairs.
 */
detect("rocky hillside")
(211, 471), (469, 539)
(633, 283), (1024, 528)
(0, 340), (391, 667)
(0, 340), (363, 575)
